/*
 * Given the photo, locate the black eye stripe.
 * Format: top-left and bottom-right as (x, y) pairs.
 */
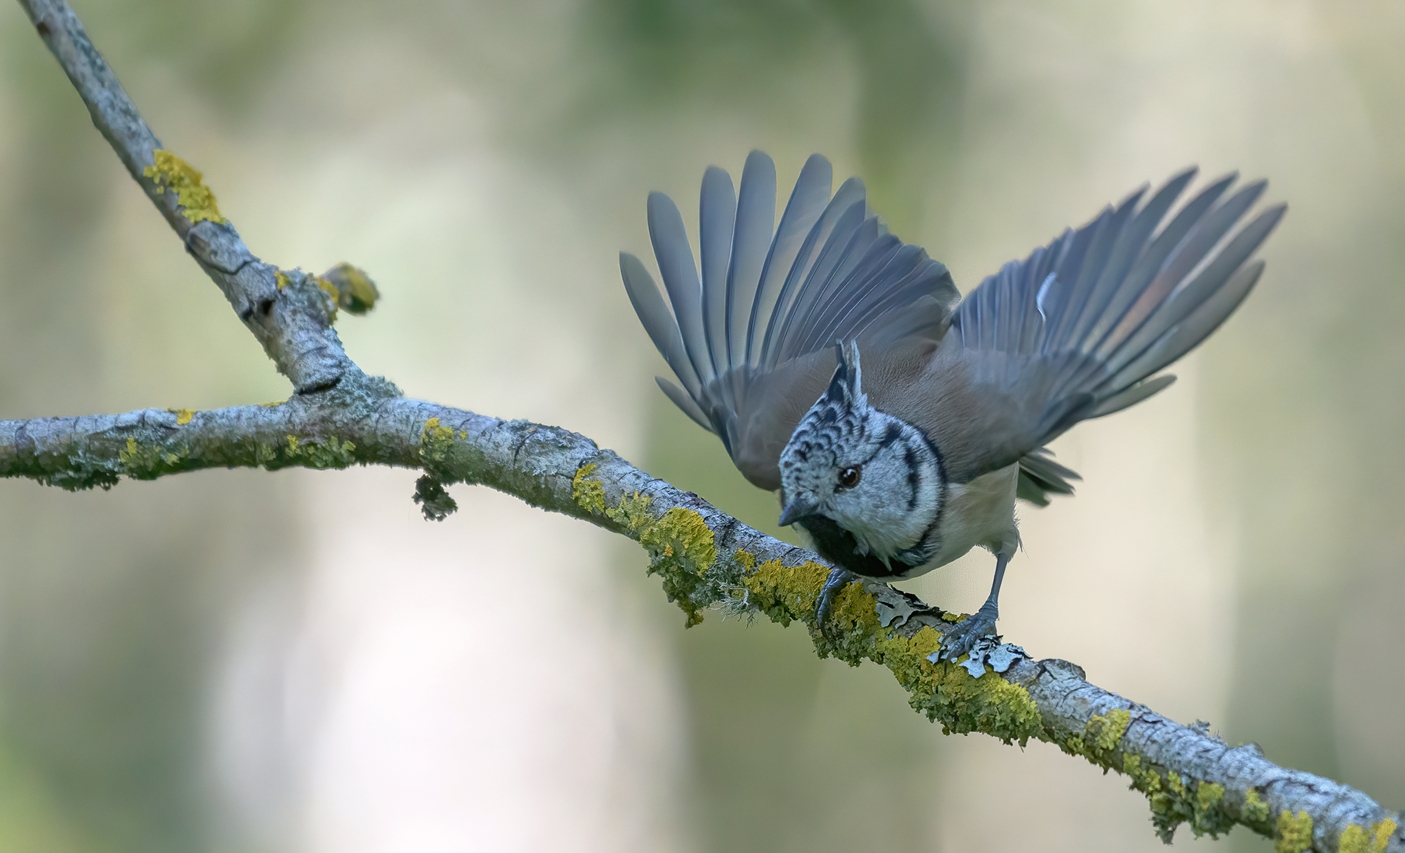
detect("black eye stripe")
(904, 445), (920, 510)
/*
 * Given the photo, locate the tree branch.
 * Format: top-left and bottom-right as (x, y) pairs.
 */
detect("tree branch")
(18, 0), (355, 393)
(7, 1), (1401, 851)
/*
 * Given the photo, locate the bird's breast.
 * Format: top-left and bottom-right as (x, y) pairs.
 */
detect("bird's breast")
(896, 463), (1020, 578)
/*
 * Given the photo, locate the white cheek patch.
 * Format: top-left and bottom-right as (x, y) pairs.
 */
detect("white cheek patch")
(830, 428), (943, 561)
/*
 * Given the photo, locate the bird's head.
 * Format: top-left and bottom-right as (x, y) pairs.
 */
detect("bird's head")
(777, 342), (946, 566)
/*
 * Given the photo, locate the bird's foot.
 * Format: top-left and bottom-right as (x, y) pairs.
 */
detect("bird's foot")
(815, 567), (857, 631)
(938, 604), (999, 662)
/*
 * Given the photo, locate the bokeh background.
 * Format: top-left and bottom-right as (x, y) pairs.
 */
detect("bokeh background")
(0, 0), (1402, 851)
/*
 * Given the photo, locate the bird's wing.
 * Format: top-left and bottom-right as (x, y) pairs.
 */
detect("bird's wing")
(620, 151), (960, 490)
(893, 167), (1285, 484)
(1016, 446), (1081, 506)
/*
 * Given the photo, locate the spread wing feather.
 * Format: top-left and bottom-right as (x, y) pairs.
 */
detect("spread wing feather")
(621, 151), (959, 488)
(727, 153), (776, 372)
(699, 166), (736, 384)
(928, 168), (1286, 483)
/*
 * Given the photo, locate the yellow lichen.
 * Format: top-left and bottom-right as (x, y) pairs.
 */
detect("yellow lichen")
(275, 269), (291, 289)
(1276, 810), (1314, 853)
(1085, 708), (1131, 756)
(423, 417), (448, 437)
(636, 504), (713, 626)
(118, 437), (182, 478)
(168, 408), (195, 425)
(611, 491), (655, 532)
(419, 417), (459, 472)
(1244, 789), (1271, 824)
(119, 437), (139, 464)
(872, 625), (1043, 743)
(1341, 825), (1371, 853)
(1122, 752), (1168, 814)
(283, 434), (357, 469)
(572, 463), (661, 535)
(1054, 707), (1128, 764)
(742, 557), (831, 627)
(740, 551), (1038, 741)
(1191, 782), (1229, 836)
(1115, 751), (1236, 841)
(142, 149), (225, 225)
(829, 579), (884, 634)
(314, 275), (340, 321)
(640, 507), (714, 567)
(1340, 818), (1399, 853)
(571, 463), (718, 626)
(1167, 772), (1187, 798)
(1376, 820), (1398, 852)
(572, 462), (607, 515)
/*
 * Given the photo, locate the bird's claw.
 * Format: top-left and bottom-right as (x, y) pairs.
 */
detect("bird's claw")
(815, 567), (857, 633)
(938, 607), (999, 662)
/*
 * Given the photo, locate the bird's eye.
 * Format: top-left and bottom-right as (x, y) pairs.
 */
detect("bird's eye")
(837, 466), (862, 489)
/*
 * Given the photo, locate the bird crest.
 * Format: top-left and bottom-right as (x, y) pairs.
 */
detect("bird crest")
(822, 340), (866, 410)
(781, 341), (868, 473)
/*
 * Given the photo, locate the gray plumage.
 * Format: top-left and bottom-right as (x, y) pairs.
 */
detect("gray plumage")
(621, 151), (1284, 656)
(622, 151), (961, 485)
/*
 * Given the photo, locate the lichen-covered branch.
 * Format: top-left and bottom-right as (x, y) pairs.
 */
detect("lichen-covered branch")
(1, 397), (1401, 852)
(6, 1), (1402, 851)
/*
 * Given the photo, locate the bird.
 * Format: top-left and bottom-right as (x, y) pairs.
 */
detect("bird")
(618, 151), (1284, 660)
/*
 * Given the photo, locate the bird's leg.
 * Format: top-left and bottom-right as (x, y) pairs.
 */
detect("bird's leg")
(815, 566), (857, 630)
(939, 550), (1010, 661)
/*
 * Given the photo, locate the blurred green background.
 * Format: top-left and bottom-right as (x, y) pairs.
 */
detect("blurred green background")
(1, 0), (1403, 851)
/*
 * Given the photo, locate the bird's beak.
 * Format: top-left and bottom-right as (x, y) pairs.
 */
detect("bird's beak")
(778, 496), (818, 527)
